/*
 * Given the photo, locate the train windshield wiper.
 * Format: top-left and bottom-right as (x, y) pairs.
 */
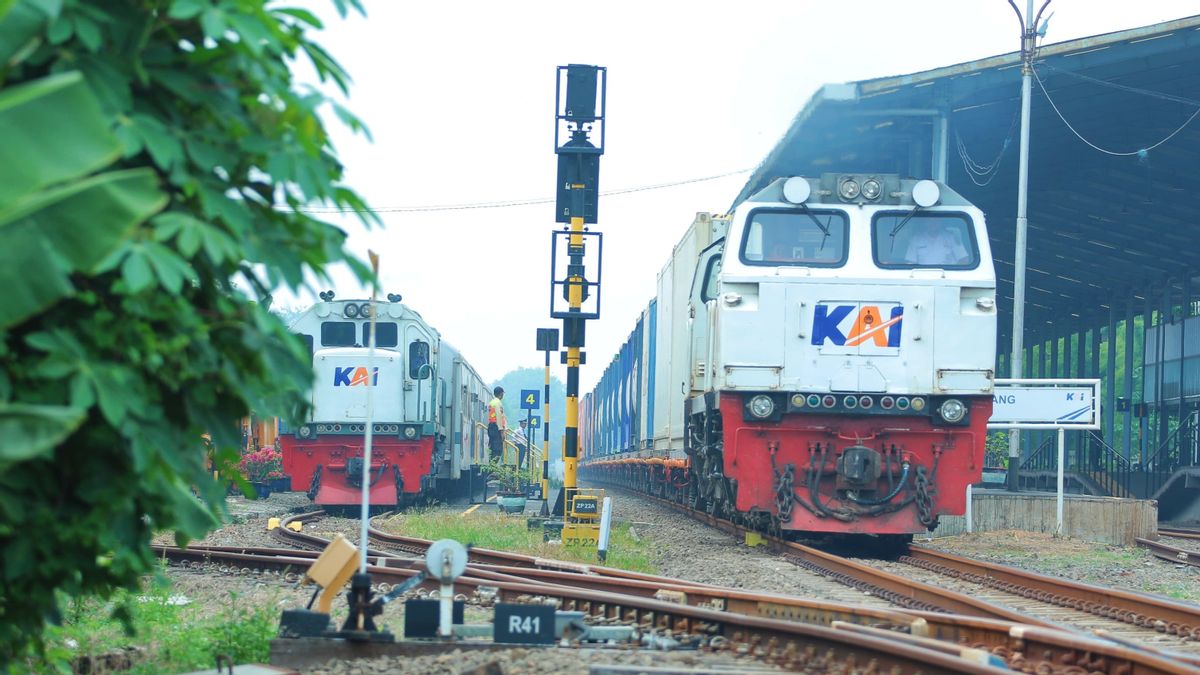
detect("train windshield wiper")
(798, 204), (832, 252)
(888, 205), (921, 252)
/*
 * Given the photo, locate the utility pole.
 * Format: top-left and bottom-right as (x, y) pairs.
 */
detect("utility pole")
(1006, 0), (1051, 492)
(550, 65), (605, 517)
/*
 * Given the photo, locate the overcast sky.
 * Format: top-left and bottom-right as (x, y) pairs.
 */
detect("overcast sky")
(286, 1), (1198, 390)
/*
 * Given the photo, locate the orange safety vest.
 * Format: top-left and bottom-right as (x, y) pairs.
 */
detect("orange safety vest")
(488, 397), (504, 426)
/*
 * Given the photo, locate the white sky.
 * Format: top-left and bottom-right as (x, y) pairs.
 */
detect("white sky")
(287, 0), (1198, 390)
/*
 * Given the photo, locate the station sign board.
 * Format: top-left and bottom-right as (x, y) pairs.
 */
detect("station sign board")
(988, 379), (1101, 429)
(520, 389), (540, 410)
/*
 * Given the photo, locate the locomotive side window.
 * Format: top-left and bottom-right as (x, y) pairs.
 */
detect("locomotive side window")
(363, 321), (399, 348)
(321, 321), (357, 346)
(409, 340), (431, 378)
(872, 212), (978, 269)
(302, 334), (314, 359)
(701, 255), (722, 302)
(740, 209), (848, 267)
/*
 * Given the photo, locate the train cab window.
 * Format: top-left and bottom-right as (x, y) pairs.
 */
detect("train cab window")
(301, 334), (314, 358)
(409, 340), (430, 379)
(873, 212), (978, 269)
(740, 209), (848, 267)
(320, 321), (357, 346)
(701, 255), (722, 302)
(363, 321), (399, 348)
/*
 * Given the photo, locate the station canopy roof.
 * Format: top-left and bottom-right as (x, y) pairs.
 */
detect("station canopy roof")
(734, 15), (1200, 344)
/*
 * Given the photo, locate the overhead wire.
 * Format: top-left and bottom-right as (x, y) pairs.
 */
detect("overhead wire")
(955, 102), (1021, 186)
(1031, 63), (1200, 158)
(293, 167), (754, 214)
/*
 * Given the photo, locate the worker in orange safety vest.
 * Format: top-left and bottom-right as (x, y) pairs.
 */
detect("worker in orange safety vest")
(487, 386), (506, 460)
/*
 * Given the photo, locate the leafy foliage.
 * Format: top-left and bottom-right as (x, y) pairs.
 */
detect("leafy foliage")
(0, 0), (373, 657)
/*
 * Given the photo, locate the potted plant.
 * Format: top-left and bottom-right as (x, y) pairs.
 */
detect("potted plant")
(239, 446), (284, 499)
(483, 459), (527, 514)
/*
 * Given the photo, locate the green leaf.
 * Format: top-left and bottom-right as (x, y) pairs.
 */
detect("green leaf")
(121, 247), (154, 293)
(0, 403), (84, 469)
(0, 72), (120, 204)
(274, 7), (322, 28)
(131, 113), (183, 171)
(0, 169), (166, 328)
(0, 0), (53, 66)
(144, 241), (195, 293)
(72, 14), (100, 51)
(199, 6), (226, 39)
(167, 0), (207, 20)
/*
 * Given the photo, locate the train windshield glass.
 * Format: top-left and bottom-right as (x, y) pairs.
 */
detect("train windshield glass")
(872, 212), (978, 269)
(320, 321), (357, 346)
(740, 208), (848, 267)
(363, 321), (399, 348)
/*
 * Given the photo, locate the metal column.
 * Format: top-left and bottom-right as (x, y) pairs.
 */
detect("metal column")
(1123, 296), (1135, 459)
(1106, 303), (1117, 445)
(1006, 0), (1039, 491)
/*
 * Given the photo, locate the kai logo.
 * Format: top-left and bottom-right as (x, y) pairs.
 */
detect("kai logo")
(812, 303), (903, 353)
(333, 366), (379, 387)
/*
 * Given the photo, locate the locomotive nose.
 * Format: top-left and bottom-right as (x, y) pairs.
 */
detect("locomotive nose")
(836, 445), (881, 486)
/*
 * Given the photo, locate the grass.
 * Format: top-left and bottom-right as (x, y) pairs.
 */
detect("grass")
(379, 509), (659, 574)
(18, 579), (277, 674)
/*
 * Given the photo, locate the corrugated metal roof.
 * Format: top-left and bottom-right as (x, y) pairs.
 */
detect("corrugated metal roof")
(735, 14), (1200, 344)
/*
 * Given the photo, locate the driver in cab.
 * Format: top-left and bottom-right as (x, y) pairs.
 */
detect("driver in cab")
(904, 220), (969, 266)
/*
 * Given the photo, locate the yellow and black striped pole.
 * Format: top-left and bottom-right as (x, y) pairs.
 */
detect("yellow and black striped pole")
(563, 212), (586, 511)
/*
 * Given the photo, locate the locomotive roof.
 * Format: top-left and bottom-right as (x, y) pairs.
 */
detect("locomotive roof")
(733, 14), (1200, 341)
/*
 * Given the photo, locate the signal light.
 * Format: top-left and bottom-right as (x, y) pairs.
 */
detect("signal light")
(859, 396), (873, 408)
(808, 394), (821, 407)
(822, 395), (836, 408)
(910, 397), (927, 412)
(791, 394), (806, 408)
(896, 397), (910, 410)
(843, 395), (857, 409)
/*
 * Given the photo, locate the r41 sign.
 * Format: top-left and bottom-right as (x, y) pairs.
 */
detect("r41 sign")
(493, 603), (555, 644)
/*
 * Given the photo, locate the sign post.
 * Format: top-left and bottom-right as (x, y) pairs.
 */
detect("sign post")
(518, 389), (539, 477)
(988, 379), (1102, 535)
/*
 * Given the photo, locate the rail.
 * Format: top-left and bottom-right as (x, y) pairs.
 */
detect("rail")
(153, 513), (1200, 673)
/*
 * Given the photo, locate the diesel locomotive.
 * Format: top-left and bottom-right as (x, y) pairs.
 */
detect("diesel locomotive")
(580, 174), (996, 541)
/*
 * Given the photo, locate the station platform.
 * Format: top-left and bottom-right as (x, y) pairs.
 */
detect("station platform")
(930, 489), (1157, 546)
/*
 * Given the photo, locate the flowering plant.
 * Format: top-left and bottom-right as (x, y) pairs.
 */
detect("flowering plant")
(239, 446), (283, 482)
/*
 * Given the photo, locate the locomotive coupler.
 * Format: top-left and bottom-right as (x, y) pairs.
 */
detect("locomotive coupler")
(835, 445), (881, 490)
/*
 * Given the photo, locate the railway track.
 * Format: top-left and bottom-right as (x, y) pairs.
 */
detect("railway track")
(152, 508), (1200, 673)
(597, 486), (1200, 666)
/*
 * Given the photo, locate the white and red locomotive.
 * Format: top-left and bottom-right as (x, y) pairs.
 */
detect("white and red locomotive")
(280, 295), (491, 506)
(581, 175), (996, 540)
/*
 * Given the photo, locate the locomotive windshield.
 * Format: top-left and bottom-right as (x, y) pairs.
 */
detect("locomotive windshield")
(740, 208), (848, 267)
(872, 212), (978, 269)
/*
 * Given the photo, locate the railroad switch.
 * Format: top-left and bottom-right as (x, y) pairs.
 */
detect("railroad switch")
(278, 534), (359, 639)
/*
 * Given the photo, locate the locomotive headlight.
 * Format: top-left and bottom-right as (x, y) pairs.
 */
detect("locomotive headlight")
(403, 426), (418, 439)
(344, 302), (360, 318)
(748, 395), (775, 419)
(861, 178), (882, 200)
(938, 398), (967, 423)
(838, 178), (860, 200)
(359, 302), (373, 318)
(297, 425), (313, 439)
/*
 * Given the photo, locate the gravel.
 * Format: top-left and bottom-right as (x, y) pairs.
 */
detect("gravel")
(916, 529), (1200, 604)
(306, 646), (779, 675)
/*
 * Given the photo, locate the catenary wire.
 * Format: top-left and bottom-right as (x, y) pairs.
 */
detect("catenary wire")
(1032, 65), (1200, 157)
(293, 167), (754, 214)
